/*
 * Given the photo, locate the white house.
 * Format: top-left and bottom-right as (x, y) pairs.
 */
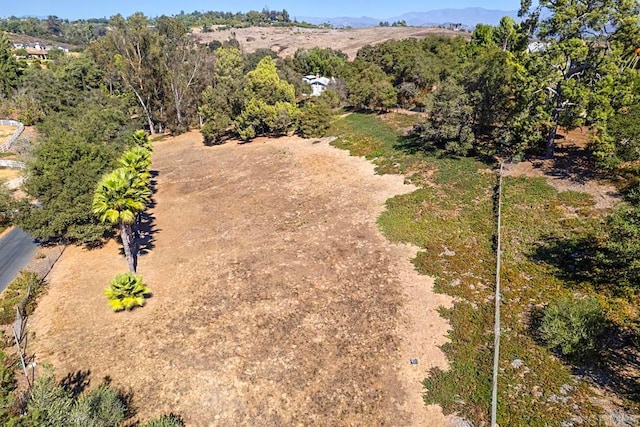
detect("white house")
(303, 75), (331, 97)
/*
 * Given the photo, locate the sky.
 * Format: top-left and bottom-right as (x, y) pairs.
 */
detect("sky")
(0, 1), (522, 20)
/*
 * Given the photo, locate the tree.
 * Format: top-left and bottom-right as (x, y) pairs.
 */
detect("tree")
(471, 24), (495, 49)
(90, 14), (164, 134)
(118, 146), (152, 178)
(156, 16), (207, 133)
(293, 47), (347, 77)
(519, 0), (640, 158)
(299, 98), (333, 138)
(235, 57), (299, 140)
(413, 78), (475, 155)
(19, 130), (121, 244)
(104, 272), (151, 311)
(346, 61), (397, 111)
(0, 185), (15, 230)
(0, 31), (19, 97)
(244, 56), (296, 105)
(199, 47), (245, 145)
(92, 168), (151, 273)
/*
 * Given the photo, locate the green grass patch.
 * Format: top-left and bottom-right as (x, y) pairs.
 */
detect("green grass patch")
(0, 271), (43, 325)
(330, 112), (613, 425)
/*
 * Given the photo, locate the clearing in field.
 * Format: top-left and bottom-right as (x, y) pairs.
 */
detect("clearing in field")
(28, 132), (452, 425)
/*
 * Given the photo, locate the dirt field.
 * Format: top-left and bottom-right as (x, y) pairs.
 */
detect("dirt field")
(194, 26), (469, 59)
(28, 132), (452, 425)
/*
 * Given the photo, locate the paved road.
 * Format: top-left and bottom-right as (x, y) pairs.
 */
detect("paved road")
(0, 228), (38, 292)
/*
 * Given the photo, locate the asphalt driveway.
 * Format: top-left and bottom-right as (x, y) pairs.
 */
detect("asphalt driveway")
(0, 228), (38, 292)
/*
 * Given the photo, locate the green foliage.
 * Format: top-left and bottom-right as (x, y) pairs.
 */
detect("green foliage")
(319, 88), (341, 109)
(236, 98), (299, 140)
(18, 130), (119, 243)
(0, 31), (19, 97)
(605, 104), (640, 163)
(143, 414), (185, 427)
(0, 271), (41, 325)
(93, 168), (150, 226)
(298, 98), (332, 138)
(0, 184), (15, 230)
(233, 56), (300, 141)
(0, 351), (16, 424)
(22, 367), (74, 426)
(129, 130), (152, 150)
(199, 47), (245, 145)
(245, 57), (296, 105)
(104, 272), (151, 312)
(68, 385), (127, 427)
(293, 47), (347, 77)
(540, 296), (605, 359)
(602, 201), (640, 291)
(413, 79), (475, 155)
(244, 48), (278, 73)
(346, 61), (397, 110)
(519, 0), (640, 157)
(118, 146), (152, 180)
(16, 366), (129, 426)
(0, 16), (107, 46)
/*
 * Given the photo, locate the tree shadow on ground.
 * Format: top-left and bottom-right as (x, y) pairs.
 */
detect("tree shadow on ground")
(528, 235), (640, 403)
(60, 369), (91, 398)
(575, 327), (640, 403)
(525, 134), (604, 184)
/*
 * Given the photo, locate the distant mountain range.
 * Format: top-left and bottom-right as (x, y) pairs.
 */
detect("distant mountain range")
(298, 7), (519, 28)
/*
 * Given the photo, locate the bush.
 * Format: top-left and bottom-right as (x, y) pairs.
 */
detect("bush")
(299, 99), (332, 138)
(143, 414), (185, 427)
(539, 296), (605, 359)
(104, 273), (151, 312)
(68, 385), (127, 427)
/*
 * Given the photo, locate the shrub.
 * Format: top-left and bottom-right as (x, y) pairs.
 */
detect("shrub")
(143, 414), (185, 427)
(68, 385), (127, 427)
(104, 273), (151, 312)
(299, 99), (332, 138)
(539, 296), (605, 359)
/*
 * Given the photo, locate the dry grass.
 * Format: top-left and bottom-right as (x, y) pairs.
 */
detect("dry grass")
(194, 26), (470, 59)
(28, 132), (451, 425)
(0, 126), (16, 142)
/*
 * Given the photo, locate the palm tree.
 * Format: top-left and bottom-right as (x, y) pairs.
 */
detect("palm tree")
(93, 168), (151, 273)
(104, 272), (151, 312)
(118, 146), (152, 184)
(129, 130), (152, 150)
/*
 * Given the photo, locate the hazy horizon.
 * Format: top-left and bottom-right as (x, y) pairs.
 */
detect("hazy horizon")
(0, 1), (521, 21)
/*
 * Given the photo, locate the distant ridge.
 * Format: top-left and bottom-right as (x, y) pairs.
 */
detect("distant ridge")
(298, 7), (519, 28)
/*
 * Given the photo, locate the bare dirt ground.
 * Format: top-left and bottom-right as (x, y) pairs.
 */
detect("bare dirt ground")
(504, 129), (620, 209)
(28, 132), (452, 425)
(194, 26), (469, 59)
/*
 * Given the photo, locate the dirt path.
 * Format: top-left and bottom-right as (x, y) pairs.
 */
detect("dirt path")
(28, 132), (451, 425)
